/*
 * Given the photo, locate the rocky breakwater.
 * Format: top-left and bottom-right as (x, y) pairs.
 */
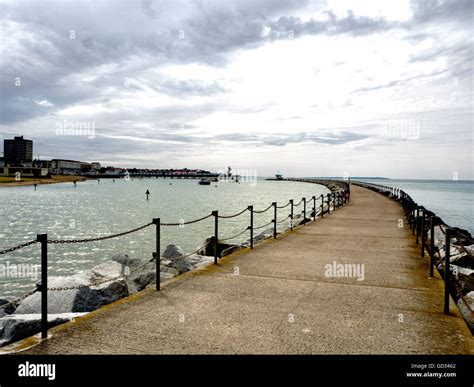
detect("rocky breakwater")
(0, 245), (216, 347)
(431, 223), (474, 330)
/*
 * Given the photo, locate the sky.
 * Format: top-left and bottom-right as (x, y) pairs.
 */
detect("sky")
(0, 0), (473, 179)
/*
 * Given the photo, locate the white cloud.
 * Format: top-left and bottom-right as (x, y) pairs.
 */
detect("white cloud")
(0, 0), (472, 178)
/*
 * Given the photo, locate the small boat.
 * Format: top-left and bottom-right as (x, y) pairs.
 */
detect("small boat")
(198, 178), (211, 185)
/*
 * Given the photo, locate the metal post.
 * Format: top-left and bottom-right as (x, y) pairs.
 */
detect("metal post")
(248, 206), (254, 249)
(416, 207), (420, 244)
(312, 196), (316, 221)
(421, 211), (426, 257)
(412, 206), (416, 235)
(38, 233), (48, 339)
(290, 200), (294, 230)
(273, 202), (277, 238)
(327, 193), (331, 214)
(303, 198), (306, 225)
(153, 218), (160, 290)
(213, 211), (218, 264)
(320, 195), (324, 218)
(444, 228), (451, 315)
(429, 216), (435, 277)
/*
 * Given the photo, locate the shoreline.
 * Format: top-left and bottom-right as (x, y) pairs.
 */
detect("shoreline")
(0, 175), (88, 187)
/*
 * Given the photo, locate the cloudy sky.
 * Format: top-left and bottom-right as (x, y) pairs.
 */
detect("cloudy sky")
(1, 0), (472, 178)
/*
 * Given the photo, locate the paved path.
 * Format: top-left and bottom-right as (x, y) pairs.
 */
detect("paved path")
(18, 185), (473, 354)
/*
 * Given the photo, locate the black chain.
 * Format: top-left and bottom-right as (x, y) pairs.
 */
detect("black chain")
(160, 213), (213, 226)
(253, 221), (274, 230)
(0, 288), (38, 310)
(254, 204), (273, 214)
(220, 227), (250, 241)
(218, 208), (248, 219)
(275, 215), (291, 224)
(276, 201), (291, 209)
(0, 240), (38, 255)
(293, 198), (304, 206)
(47, 223), (153, 244)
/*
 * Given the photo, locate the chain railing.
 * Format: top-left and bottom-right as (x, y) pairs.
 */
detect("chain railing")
(0, 182), (350, 344)
(0, 239), (38, 255)
(352, 181), (473, 318)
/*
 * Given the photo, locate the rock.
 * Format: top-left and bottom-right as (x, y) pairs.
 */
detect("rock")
(455, 266), (474, 291)
(298, 217), (311, 226)
(196, 237), (235, 257)
(15, 261), (128, 314)
(167, 258), (193, 274)
(0, 313), (85, 347)
(0, 299), (16, 316)
(111, 253), (142, 268)
(157, 245), (193, 273)
(250, 228), (273, 244)
(72, 280), (129, 312)
(160, 265), (180, 278)
(162, 245), (185, 260)
(221, 245), (243, 257)
(457, 291), (474, 331)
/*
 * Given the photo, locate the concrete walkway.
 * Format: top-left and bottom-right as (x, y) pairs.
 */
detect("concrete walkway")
(18, 185), (473, 354)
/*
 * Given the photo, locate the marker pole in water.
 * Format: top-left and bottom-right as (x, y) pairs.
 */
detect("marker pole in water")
(146, 190), (150, 200)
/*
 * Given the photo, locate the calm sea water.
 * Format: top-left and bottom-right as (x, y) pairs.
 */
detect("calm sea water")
(355, 179), (473, 235)
(0, 179), (328, 297)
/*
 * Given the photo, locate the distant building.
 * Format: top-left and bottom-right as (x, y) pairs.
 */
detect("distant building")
(3, 136), (33, 166)
(51, 159), (82, 174)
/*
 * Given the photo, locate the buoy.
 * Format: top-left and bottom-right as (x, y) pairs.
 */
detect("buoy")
(146, 189), (150, 200)
(34, 183), (37, 191)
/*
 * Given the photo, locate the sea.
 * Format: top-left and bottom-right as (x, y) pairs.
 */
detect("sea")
(353, 179), (473, 235)
(1, 177), (472, 298)
(0, 178), (328, 297)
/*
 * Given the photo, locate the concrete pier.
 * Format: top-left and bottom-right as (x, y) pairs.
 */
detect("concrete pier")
(16, 185), (473, 354)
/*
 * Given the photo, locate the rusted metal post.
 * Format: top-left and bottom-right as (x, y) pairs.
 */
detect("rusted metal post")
(248, 206), (253, 249)
(213, 211), (218, 264)
(273, 202), (277, 238)
(38, 233), (48, 339)
(290, 200), (294, 230)
(320, 195), (324, 218)
(153, 218), (161, 290)
(303, 198), (306, 225)
(430, 216), (435, 277)
(444, 228), (451, 315)
(421, 211), (426, 257)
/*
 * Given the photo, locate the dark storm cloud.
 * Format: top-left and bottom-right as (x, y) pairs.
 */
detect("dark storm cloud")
(0, 0), (404, 125)
(410, 0), (474, 25)
(267, 10), (397, 40)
